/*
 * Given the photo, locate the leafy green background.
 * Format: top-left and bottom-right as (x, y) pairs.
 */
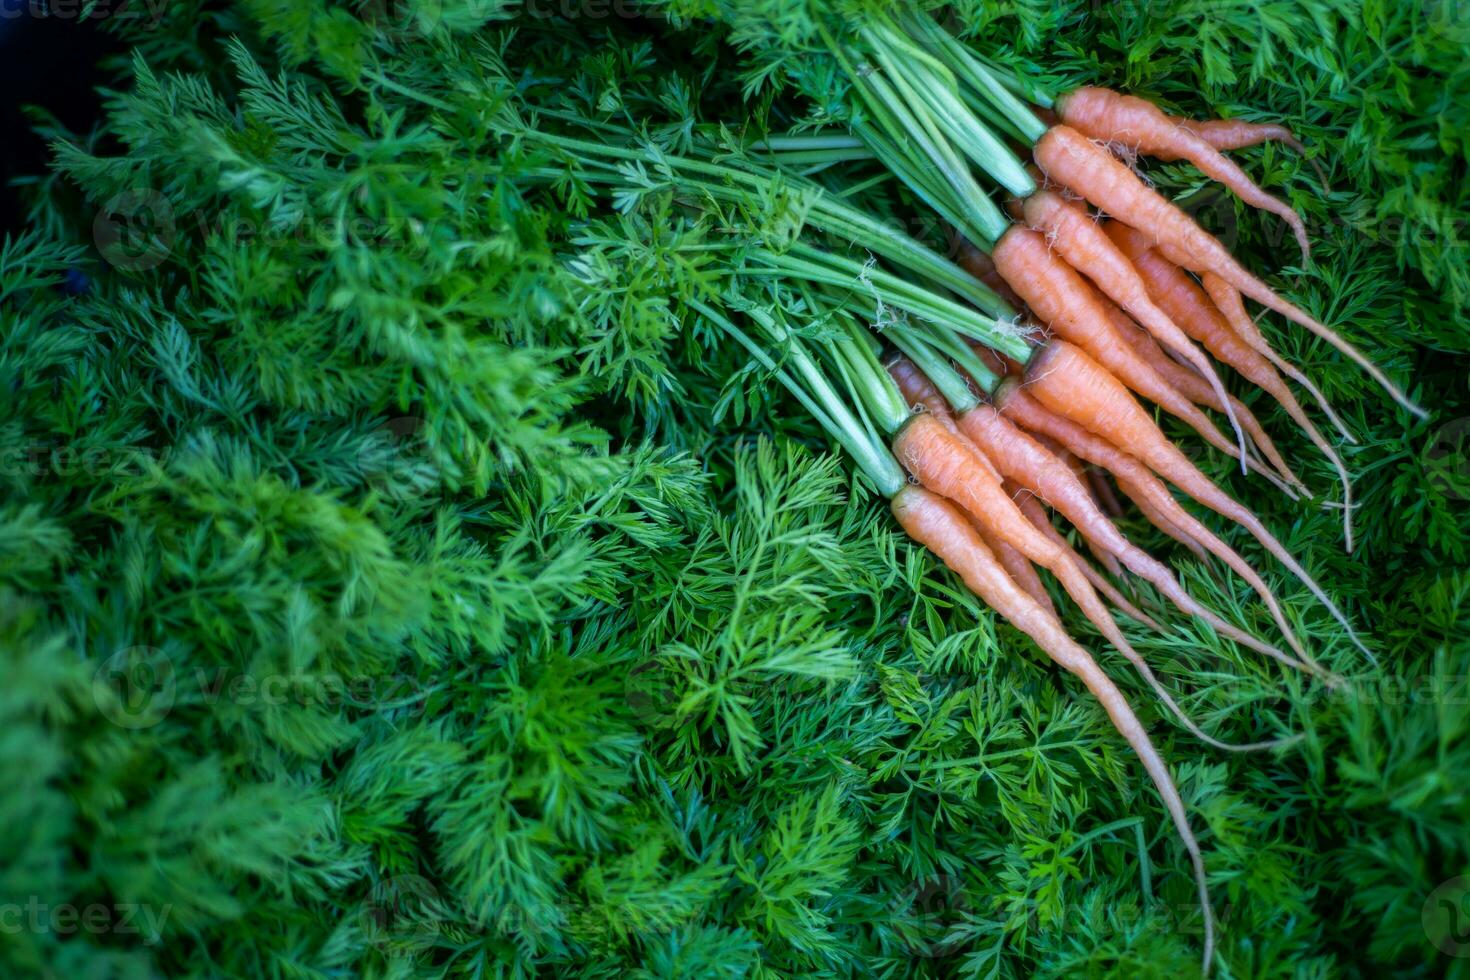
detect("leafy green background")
(1, 1), (1466, 977)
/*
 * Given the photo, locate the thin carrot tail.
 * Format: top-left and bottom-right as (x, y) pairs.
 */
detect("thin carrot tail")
(1175, 339), (1248, 471)
(1009, 481), (1162, 632)
(1202, 273), (1358, 444)
(1226, 394), (1308, 496)
(1182, 241), (1423, 420)
(1179, 118), (1333, 194)
(1114, 473), (1213, 563)
(1055, 457), (1126, 578)
(1054, 647), (1219, 978)
(1109, 297), (1304, 491)
(1086, 466), (1125, 518)
(1142, 439), (1365, 664)
(1050, 552), (1245, 752)
(1179, 118), (1305, 154)
(1231, 507), (1372, 663)
(994, 373), (1318, 670)
(1131, 482), (1322, 675)
(892, 485), (1217, 975)
(969, 514), (1058, 617)
(1037, 124), (1419, 418)
(1199, 274), (1359, 548)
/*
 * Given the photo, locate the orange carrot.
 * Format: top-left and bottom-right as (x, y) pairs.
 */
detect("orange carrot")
(1177, 118), (1306, 155)
(1099, 290), (1305, 493)
(1112, 232), (1356, 548)
(1018, 189), (1247, 460)
(1056, 87), (1311, 260)
(892, 353), (1129, 577)
(991, 376), (1317, 669)
(1007, 481), (1161, 633)
(1173, 118), (1331, 192)
(1033, 124), (1423, 418)
(970, 513), (1057, 615)
(1022, 340), (1368, 661)
(1053, 443), (1127, 575)
(1200, 271), (1356, 445)
(1110, 222), (1353, 443)
(991, 226), (1248, 465)
(1113, 469), (1213, 563)
(890, 483), (1216, 972)
(1008, 482), (1293, 755)
(953, 394), (1295, 666)
(1089, 466), (1133, 522)
(895, 414), (1182, 684)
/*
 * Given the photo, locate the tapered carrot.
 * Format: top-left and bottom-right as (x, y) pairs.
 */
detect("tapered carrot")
(1018, 189), (1247, 460)
(1177, 118), (1306, 155)
(1022, 339), (1369, 661)
(971, 513), (1057, 615)
(1109, 228), (1356, 547)
(1200, 271), (1357, 444)
(1008, 481), (1161, 633)
(1053, 443), (1128, 575)
(1033, 124), (1423, 418)
(1010, 482), (1294, 755)
(892, 353), (1130, 578)
(1100, 290), (1305, 493)
(991, 226), (1249, 466)
(1113, 469), (1213, 563)
(895, 414), (1183, 683)
(991, 376), (1317, 671)
(946, 384), (1297, 666)
(1056, 87), (1311, 260)
(1113, 223), (1354, 444)
(892, 483), (1216, 972)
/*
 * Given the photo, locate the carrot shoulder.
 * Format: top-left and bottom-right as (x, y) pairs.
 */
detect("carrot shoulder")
(991, 225), (1246, 465)
(1056, 86), (1311, 260)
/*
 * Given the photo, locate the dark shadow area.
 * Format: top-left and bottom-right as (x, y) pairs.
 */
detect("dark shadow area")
(0, 11), (123, 233)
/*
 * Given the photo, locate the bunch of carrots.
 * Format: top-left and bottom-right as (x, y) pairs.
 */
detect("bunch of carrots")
(521, 8), (1421, 971)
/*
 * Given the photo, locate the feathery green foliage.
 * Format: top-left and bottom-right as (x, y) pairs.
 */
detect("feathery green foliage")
(1, 1), (1467, 978)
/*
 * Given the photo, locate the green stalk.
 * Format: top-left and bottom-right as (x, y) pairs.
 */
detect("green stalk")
(747, 244), (1034, 362)
(913, 321), (1004, 395)
(862, 22), (1036, 196)
(900, 12), (1051, 143)
(829, 316), (911, 436)
(753, 133), (868, 153)
(884, 326), (981, 414)
(818, 21), (1011, 246)
(853, 120), (1001, 250)
(524, 130), (1014, 317)
(690, 298), (906, 497)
